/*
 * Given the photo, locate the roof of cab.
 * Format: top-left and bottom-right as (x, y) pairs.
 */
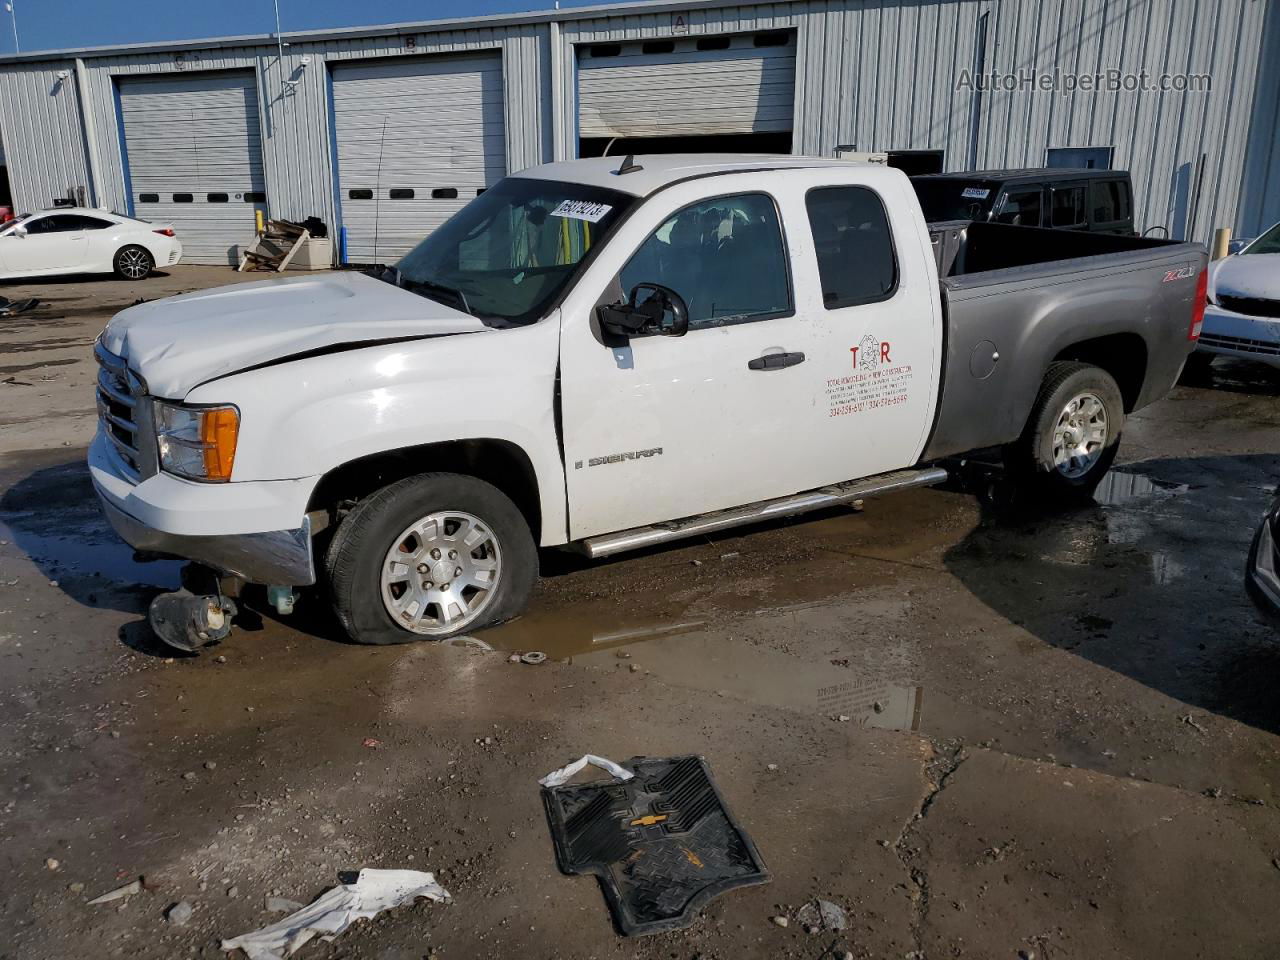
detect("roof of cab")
(513, 154), (876, 197)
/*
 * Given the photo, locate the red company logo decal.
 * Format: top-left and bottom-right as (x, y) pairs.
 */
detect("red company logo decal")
(850, 334), (891, 371)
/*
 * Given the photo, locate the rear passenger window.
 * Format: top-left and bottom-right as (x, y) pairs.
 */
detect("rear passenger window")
(1051, 186), (1086, 227)
(995, 189), (1043, 227)
(805, 186), (897, 309)
(618, 192), (791, 330)
(1091, 179), (1130, 223)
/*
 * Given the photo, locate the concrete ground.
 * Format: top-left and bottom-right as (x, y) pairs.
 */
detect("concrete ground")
(2, 265), (1279, 960)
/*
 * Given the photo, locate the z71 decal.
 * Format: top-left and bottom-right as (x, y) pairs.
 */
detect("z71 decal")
(1163, 266), (1195, 282)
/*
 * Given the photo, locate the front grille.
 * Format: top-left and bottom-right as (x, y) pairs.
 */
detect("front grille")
(95, 341), (144, 480)
(1199, 333), (1280, 356)
(1218, 295), (1280, 319)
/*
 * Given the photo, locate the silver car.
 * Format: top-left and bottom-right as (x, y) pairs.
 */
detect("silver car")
(1249, 492), (1280, 625)
(1192, 221), (1280, 373)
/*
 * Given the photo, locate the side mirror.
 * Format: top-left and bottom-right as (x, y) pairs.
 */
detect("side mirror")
(11, 224), (26, 237)
(597, 283), (689, 339)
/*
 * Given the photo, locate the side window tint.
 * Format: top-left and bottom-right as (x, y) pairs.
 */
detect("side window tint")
(995, 189), (1043, 227)
(1091, 180), (1119, 223)
(618, 192), (791, 330)
(1051, 186), (1086, 227)
(79, 216), (112, 230)
(27, 215), (79, 233)
(805, 186), (897, 308)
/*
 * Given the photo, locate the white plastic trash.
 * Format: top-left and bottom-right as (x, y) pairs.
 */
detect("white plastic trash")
(538, 754), (634, 788)
(220, 868), (450, 960)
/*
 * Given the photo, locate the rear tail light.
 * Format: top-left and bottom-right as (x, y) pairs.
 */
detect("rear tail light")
(1188, 267), (1208, 341)
(153, 228), (175, 237)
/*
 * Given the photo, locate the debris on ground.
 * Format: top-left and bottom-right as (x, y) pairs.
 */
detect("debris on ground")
(44, 858), (59, 871)
(87, 878), (143, 904)
(520, 651), (547, 665)
(796, 898), (847, 932)
(1182, 714), (1208, 735)
(221, 868), (449, 960)
(265, 897), (305, 914)
(538, 754), (634, 788)
(361, 738), (382, 749)
(166, 900), (194, 926)
(771, 915), (789, 928)
(542, 754), (769, 935)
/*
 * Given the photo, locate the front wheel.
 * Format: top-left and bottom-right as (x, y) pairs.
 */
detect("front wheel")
(324, 473), (538, 644)
(1004, 361), (1124, 501)
(114, 245), (154, 280)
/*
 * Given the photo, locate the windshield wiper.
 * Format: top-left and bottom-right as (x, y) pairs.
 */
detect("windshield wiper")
(400, 277), (471, 316)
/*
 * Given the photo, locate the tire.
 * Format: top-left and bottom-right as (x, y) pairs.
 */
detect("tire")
(114, 245), (154, 280)
(324, 473), (538, 644)
(1003, 361), (1124, 501)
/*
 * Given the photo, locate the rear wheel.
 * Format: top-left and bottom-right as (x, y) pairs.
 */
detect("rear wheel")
(325, 473), (538, 644)
(114, 245), (154, 280)
(1004, 361), (1124, 501)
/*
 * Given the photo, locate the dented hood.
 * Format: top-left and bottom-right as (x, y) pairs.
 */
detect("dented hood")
(101, 270), (489, 398)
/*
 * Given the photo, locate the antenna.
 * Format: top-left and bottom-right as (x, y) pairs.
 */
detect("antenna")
(372, 116), (388, 265)
(616, 154), (644, 175)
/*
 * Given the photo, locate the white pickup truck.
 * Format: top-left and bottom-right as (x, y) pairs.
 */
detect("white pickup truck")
(91, 155), (1207, 646)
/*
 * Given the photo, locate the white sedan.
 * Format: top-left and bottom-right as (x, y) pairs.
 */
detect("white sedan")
(1192, 220), (1280, 371)
(0, 208), (183, 281)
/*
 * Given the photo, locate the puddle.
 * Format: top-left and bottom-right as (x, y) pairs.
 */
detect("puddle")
(0, 518), (180, 589)
(1092, 471), (1189, 506)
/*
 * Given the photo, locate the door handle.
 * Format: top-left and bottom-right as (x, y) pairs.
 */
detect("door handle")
(747, 351), (805, 371)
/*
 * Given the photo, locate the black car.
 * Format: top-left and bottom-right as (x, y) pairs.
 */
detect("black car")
(1248, 493), (1280, 625)
(911, 168), (1136, 235)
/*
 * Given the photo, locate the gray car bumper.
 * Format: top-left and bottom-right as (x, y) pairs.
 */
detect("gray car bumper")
(100, 496), (316, 586)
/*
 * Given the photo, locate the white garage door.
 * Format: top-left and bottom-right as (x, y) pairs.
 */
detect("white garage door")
(118, 72), (267, 265)
(332, 54), (507, 263)
(577, 32), (796, 139)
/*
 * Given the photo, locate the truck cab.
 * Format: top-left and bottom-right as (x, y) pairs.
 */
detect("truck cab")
(911, 168), (1136, 235)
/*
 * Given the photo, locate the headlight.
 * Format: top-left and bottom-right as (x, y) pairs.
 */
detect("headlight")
(154, 401), (239, 482)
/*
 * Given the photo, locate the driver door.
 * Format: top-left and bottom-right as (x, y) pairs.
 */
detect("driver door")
(1, 214), (89, 274)
(558, 185), (820, 539)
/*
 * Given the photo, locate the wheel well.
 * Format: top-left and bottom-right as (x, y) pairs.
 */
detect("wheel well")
(307, 439), (542, 542)
(1053, 333), (1148, 411)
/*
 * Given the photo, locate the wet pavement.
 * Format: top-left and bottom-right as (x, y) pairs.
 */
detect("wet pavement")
(2, 268), (1280, 959)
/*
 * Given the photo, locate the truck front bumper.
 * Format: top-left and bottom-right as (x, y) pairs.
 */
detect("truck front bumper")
(89, 430), (318, 586)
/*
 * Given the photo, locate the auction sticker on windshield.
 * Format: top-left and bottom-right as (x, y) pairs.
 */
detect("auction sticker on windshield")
(551, 199), (613, 222)
(960, 187), (990, 199)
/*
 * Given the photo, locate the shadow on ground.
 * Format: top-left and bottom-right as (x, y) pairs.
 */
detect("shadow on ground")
(944, 453), (1280, 735)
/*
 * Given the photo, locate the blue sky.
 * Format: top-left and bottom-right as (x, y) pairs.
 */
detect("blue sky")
(5, 0), (630, 54)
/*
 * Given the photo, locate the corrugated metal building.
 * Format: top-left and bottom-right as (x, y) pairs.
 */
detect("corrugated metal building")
(0, 0), (1274, 264)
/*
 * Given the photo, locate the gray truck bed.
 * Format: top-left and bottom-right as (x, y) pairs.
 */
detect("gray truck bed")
(920, 222), (1206, 461)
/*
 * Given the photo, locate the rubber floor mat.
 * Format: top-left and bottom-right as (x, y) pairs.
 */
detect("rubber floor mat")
(541, 754), (769, 936)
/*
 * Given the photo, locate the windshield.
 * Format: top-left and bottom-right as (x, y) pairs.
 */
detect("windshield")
(911, 179), (1000, 222)
(1243, 221), (1280, 255)
(394, 178), (636, 324)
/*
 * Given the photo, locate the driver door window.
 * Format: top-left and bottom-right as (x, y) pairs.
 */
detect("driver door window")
(618, 193), (791, 330)
(995, 189), (1043, 227)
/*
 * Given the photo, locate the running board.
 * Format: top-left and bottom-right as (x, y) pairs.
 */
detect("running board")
(578, 466), (950, 559)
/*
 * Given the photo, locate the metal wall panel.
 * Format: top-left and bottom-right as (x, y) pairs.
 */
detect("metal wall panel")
(0, 60), (91, 211)
(577, 33), (795, 139)
(118, 71), (266, 264)
(0, 0), (1273, 255)
(331, 53), (506, 262)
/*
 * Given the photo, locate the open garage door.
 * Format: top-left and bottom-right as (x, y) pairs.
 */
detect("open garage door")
(331, 53), (506, 264)
(577, 32), (796, 157)
(118, 72), (267, 265)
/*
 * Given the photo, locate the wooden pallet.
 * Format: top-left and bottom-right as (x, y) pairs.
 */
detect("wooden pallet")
(238, 219), (310, 272)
